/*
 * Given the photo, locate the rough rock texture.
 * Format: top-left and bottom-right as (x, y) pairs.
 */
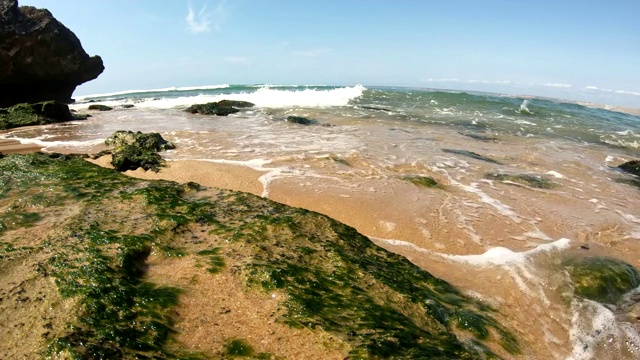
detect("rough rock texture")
(0, 101), (72, 130)
(0, 0), (104, 107)
(99, 130), (175, 172)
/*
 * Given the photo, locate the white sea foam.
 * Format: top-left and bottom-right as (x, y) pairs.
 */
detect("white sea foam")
(75, 84), (231, 100)
(546, 170), (565, 178)
(4, 136), (104, 150)
(443, 238), (571, 266)
(568, 299), (640, 360)
(74, 85), (366, 110)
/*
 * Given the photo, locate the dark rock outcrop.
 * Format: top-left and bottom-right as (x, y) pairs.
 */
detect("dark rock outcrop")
(618, 160), (640, 177)
(185, 100), (254, 116)
(0, 0), (104, 107)
(0, 101), (72, 130)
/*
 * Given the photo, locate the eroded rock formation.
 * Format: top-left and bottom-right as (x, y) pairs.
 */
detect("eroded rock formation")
(0, 0), (104, 107)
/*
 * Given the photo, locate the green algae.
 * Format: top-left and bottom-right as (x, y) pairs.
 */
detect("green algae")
(566, 256), (640, 304)
(0, 152), (520, 359)
(0, 101), (73, 130)
(401, 175), (441, 188)
(485, 173), (555, 189)
(225, 339), (254, 357)
(197, 248), (225, 273)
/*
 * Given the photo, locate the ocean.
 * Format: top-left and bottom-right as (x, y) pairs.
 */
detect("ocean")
(2, 84), (640, 358)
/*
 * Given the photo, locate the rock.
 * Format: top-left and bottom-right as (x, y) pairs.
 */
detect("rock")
(485, 173), (554, 189)
(103, 131), (175, 172)
(0, 0), (104, 107)
(87, 104), (113, 111)
(216, 100), (254, 108)
(566, 256), (640, 304)
(618, 160), (640, 177)
(0, 101), (72, 130)
(121, 104), (134, 109)
(459, 132), (497, 142)
(105, 130), (175, 152)
(185, 100), (254, 116)
(442, 148), (503, 164)
(401, 175), (441, 188)
(286, 116), (313, 125)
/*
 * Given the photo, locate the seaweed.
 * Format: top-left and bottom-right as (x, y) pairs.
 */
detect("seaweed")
(0, 153), (520, 358)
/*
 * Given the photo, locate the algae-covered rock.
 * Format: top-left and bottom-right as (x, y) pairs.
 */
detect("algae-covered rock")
(105, 130), (175, 152)
(618, 160), (640, 177)
(0, 153), (520, 359)
(0, 101), (72, 130)
(87, 104), (113, 111)
(566, 256), (640, 304)
(185, 100), (254, 116)
(103, 130), (175, 172)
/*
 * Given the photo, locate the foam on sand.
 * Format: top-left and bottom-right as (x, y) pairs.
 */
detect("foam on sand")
(443, 238), (571, 266)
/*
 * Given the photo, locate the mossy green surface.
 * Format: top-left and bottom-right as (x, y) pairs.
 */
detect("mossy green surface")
(0, 101), (72, 130)
(101, 130), (176, 172)
(618, 160), (640, 176)
(566, 256), (640, 304)
(485, 173), (554, 189)
(0, 153), (519, 359)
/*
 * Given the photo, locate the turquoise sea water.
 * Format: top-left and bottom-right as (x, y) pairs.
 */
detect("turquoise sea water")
(76, 84), (640, 153)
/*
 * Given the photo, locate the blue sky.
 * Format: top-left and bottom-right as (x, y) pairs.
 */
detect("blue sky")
(21, 0), (640, 107)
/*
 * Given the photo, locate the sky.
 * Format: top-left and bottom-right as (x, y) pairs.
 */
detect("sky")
(20, 0), (640, 107)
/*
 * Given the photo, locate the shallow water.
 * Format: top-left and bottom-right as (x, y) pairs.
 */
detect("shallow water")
(2, 85), (640, 358)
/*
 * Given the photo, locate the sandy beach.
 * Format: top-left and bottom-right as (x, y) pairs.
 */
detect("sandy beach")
(0, 138), (42, 154)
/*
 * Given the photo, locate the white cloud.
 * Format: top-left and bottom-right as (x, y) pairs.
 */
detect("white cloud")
(292, 48), (330, 58)
(186, 0), (228, 34)
(614, 90), (640, 96)
(544, 83), (572, 88)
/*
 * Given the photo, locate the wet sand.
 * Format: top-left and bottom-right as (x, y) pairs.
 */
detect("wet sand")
(0, 139), (42, 154)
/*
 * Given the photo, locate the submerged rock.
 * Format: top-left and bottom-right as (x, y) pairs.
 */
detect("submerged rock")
(442, 148), (503, 164)
(286, 115), (314, 125)
(485, 173), (554, 189)
(401, 175), (441, 188)
(87, 104), (113, 111)
(102, 130), (175, 172)
(566, 256), (640, 304)
(0, 152), (521, 359)
(185, 100), (254, 116)
(0, 0), (104, 107)
(618, 160), (640, 177)
(0, 101), (72, 130)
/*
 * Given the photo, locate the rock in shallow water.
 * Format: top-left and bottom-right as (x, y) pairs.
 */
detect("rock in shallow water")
(618, 160), (640, 177)
(566, 256), (640, 305)
(0, 0), (104, 107)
